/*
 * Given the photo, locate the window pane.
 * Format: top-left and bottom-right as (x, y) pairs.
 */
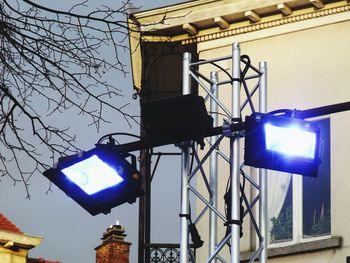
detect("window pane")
(270, 176), (293, 243)
(302, 118), (331, 238)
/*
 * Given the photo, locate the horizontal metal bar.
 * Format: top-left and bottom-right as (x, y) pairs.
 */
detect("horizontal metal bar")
(217, 79), (233, 85)
(150, 152), (182, 156)
(144, 243), (180, 248)
(109, 101), (350, 154)
(190, 55), (232, 67)
(297, 101), (350, 119)
(244, 74), (260, 80)
(105, 122), (244, 154)
(216, 73), (260, 85)
(145, 243), (197, 248)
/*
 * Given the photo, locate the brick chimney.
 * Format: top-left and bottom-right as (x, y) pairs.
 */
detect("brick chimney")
(95, 222), (131, 263)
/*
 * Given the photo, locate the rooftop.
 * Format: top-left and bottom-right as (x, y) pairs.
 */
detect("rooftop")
(27, 258), (61, 263)
(0, 213), (23, 234)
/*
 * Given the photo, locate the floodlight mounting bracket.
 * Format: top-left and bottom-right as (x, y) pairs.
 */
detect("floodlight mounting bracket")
(104, 101), (350, 155)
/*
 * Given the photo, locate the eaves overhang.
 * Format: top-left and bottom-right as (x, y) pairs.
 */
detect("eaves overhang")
(130, 0), (350, 43)
(0, 230), (43, 250)
(127, 0), (350, 91)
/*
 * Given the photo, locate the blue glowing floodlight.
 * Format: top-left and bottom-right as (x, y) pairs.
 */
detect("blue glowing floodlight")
(244, 113), (321, 177)
(43, 146), (143, 215)
(61, 155), (124, 195)
(264, 123), (317, 159)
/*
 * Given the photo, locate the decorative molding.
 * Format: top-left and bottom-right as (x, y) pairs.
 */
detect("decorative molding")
(310, 0), (325, 9)
(182, 3), (350, 44)
(214, 16), (230, 29)
(245, 10), (261, 23)
(277, 3), (293, 16)
(183, 23), (198, 36)
(4, 241), (14, 248)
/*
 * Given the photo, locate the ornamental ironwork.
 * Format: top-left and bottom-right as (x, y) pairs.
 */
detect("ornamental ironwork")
(147, 244), (195, 263)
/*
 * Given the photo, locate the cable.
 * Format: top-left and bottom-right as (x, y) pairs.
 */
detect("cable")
(97, 132), (141, 145)
(195, 55), (252, 84)
(188, 203), (204, 249)
(194, 59), (233, 82)
(240, 55), (251, 78)
(224, 168), (246, 249)
(209, 111), (231, 118)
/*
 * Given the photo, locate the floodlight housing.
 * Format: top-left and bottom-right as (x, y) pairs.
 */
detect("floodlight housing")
(141, 94), (213, 147)
(244, 113), (321, 177)
(43, 146), (143, 216)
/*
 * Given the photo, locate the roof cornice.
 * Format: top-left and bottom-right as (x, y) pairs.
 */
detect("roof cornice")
(131, 0), (350, 43)
(0, 230), (43, 250)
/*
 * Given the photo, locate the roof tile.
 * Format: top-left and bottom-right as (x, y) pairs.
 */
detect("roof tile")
(27, 258), (61, 263)
(0, 213), (23, 234)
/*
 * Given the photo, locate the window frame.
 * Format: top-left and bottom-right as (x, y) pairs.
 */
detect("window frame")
(268, 117), (331, 248)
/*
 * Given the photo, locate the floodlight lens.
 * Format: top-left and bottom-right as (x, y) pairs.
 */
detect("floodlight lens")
(264, 123), (316, 159)
(61, 155), (124, 195)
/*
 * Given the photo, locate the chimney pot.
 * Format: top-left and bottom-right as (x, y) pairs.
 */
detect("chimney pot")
(95, 223), (131, 263)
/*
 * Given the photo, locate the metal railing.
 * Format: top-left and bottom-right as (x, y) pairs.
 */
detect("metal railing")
(146, 243), (196, 263)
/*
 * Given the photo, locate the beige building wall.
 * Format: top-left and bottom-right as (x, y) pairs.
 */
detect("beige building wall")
(0, 247), (28, 263)
(196, 12), (350, 263)
(130, 1), (350, 262)
(0, 229), (42, 263)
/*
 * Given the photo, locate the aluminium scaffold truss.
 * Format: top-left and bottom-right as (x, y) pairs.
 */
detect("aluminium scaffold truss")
(131, 41), (349, 263)
(178, 42), (268, 263)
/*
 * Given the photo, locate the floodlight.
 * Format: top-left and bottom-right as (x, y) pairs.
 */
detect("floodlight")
(244, 113), (321, 177)
(264, 123), (317, 159)
(61, 155), (124, 195)
(43, 146), (143, 216)
(141, 94), (213, 148)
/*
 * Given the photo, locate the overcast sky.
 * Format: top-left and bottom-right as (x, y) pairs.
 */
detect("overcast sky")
(0, 1), (189, 263)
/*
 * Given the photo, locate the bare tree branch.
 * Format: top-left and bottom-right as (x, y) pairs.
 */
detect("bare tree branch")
(0, 0), (142, 195)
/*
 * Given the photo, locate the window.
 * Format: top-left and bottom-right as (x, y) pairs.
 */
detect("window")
(269, 118), (331, 245)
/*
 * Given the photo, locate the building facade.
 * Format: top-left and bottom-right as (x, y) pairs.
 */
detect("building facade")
(129, 0), (350, 262)
(0, 213), (60, 263)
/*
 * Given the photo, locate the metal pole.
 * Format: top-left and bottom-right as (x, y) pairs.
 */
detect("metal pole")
(259, 61), (268, 263)
(209, 71), (219, 261)
(180, 52), (191, 263)
(230, 42), (241, 263)
(138, 140), (151, 262)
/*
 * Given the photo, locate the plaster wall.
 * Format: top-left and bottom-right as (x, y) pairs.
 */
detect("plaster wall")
(195, 16), (350, 263)
(0, 248), (27, 263)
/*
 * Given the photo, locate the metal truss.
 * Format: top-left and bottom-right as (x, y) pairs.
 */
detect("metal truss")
(179, 42), (268, 263)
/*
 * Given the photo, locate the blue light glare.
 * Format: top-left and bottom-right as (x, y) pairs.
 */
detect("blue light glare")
(264, 123), (316, 159)
(61, 155), (124, 195)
